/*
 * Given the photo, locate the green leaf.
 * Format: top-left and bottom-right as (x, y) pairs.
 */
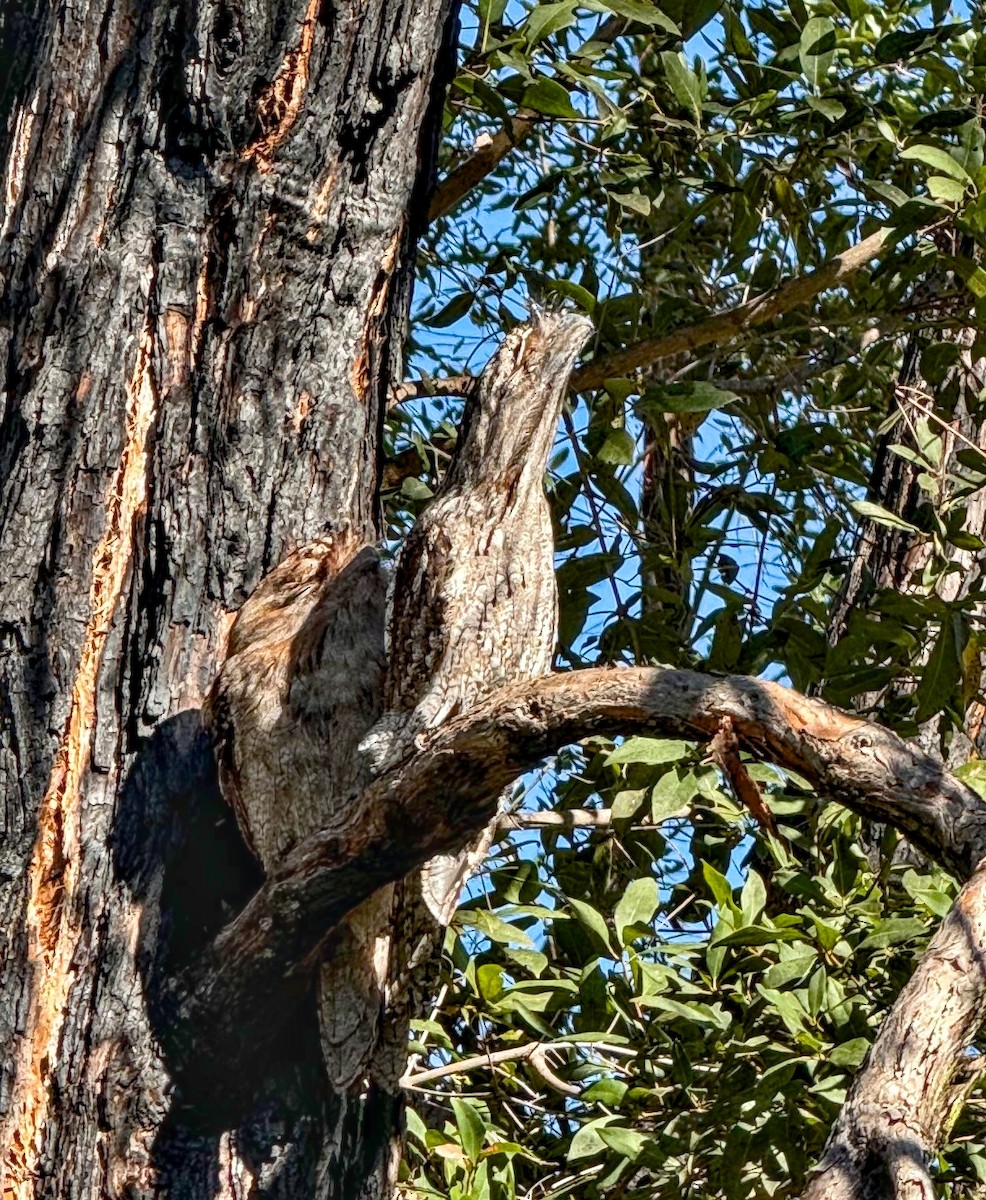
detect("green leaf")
(569, 897), (614, 955)
(874, 23), (970, 63)
(659, 51), (705, 120)
(757, 985), (808, 1036)
(856, 917), (928, 951)
(643, 381), (739, 414)
(477, 963), (506, 1002)
(606, 737), (690, 765)
(651, 771), (689, 823)
(401, 477), (434, 501)
(926, 175), (967, 204)
(597, 428), (637, 465)
(521, 77), (579, 119)
(477, 0), (508, 23)
(763, 952), (816, 989)
(469, 908), (536, 948)
(799, 17), (836, 90)
(611, 787), (646, 820)
(850, 499), (920, 533)
(452, 1097), (486, 1163)
(901, 869), (954, 918)
(426, 292), (472, 327)
(597, 1126), (657, 1163)
(829, 1037), (869, 1068)
(581, 1078), (628, 1105)
(702, 861), (734, 909)
(614, 877), (659, 944)
(595, 0), (679, 31)
(718, 925), (805, 947)
(901, 144), (972, 182)
(568, 1116), (620, 1162)
(637, 994), (730, 1030)
(805, 95), (846, 122)
(955, 759), (986, 799)
(949, 254), (986, 299)
(914, 614), (966, 721)
(524, 0), (578, 44)
(740, 870), (767, 923)
(611, 191), (651, 216)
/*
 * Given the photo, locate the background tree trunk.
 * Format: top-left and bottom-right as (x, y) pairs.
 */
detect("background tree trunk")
(0, 0), (455, 1192)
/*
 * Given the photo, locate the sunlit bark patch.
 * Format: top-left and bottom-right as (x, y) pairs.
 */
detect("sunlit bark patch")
(350, 226), (404, 404)
(1, 274), (160, 1197)
(0, 102), (36, 240)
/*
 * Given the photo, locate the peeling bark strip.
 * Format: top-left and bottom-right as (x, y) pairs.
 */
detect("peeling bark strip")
(2, 267), (159, 1196)
(242, 0), (322, 171)
(803, 862), (986, 1200)
(162, 667), (986, 1077)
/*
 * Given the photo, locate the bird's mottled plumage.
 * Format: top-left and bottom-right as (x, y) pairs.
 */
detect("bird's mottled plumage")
(364, 310), (594, 918)
(206, 533), (392, 1092)
(205, 312), (592, 1099)
(206, 533), (387, 868)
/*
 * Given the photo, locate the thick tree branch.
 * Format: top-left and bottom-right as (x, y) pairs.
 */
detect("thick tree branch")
(803, 862), (986, 1200)
(428, 17), (626, 224)
(161, 667), (986, 1096)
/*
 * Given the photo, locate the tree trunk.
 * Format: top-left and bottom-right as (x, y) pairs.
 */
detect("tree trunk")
(813, 255), (986, 1196)
(0, 0), (455, 1191)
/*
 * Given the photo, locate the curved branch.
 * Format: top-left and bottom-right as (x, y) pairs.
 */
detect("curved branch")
(803, 862), (986, 1200)
(161, 666), (986, 1094)
(388, 374), (477, 406)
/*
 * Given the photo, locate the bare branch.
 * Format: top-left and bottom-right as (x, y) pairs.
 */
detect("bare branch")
(571, 228), (892, 392)
(390, 231), (892, 411)
(161, 666), (986, 1096)
(803, 862), (986, 1200)
(496, 807), (633, 832)
(403, 1041), (542, 1088)
(388, 374), (477, 406)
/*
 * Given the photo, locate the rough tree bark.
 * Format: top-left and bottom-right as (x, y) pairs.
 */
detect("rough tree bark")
(814, 259), (986, 1197)
(0, 0), (455, 1191)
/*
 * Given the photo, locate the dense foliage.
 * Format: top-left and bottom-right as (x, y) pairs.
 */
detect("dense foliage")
(387, 2), (986, 1195)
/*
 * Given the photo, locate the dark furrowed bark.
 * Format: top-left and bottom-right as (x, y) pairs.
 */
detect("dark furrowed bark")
(0, 0), (456, 1191)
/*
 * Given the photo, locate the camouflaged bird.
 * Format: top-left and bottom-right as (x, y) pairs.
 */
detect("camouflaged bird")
(362, 309), (594, 919)
(205, 533), (392, 1096)
(206, 533), (387, 868)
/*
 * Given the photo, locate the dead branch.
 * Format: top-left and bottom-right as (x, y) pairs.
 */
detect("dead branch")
(571, 228), (892, 392)
(428, 17), (626, 224)
(710, 714), (778, 837)
(390, 230), (893, 409)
